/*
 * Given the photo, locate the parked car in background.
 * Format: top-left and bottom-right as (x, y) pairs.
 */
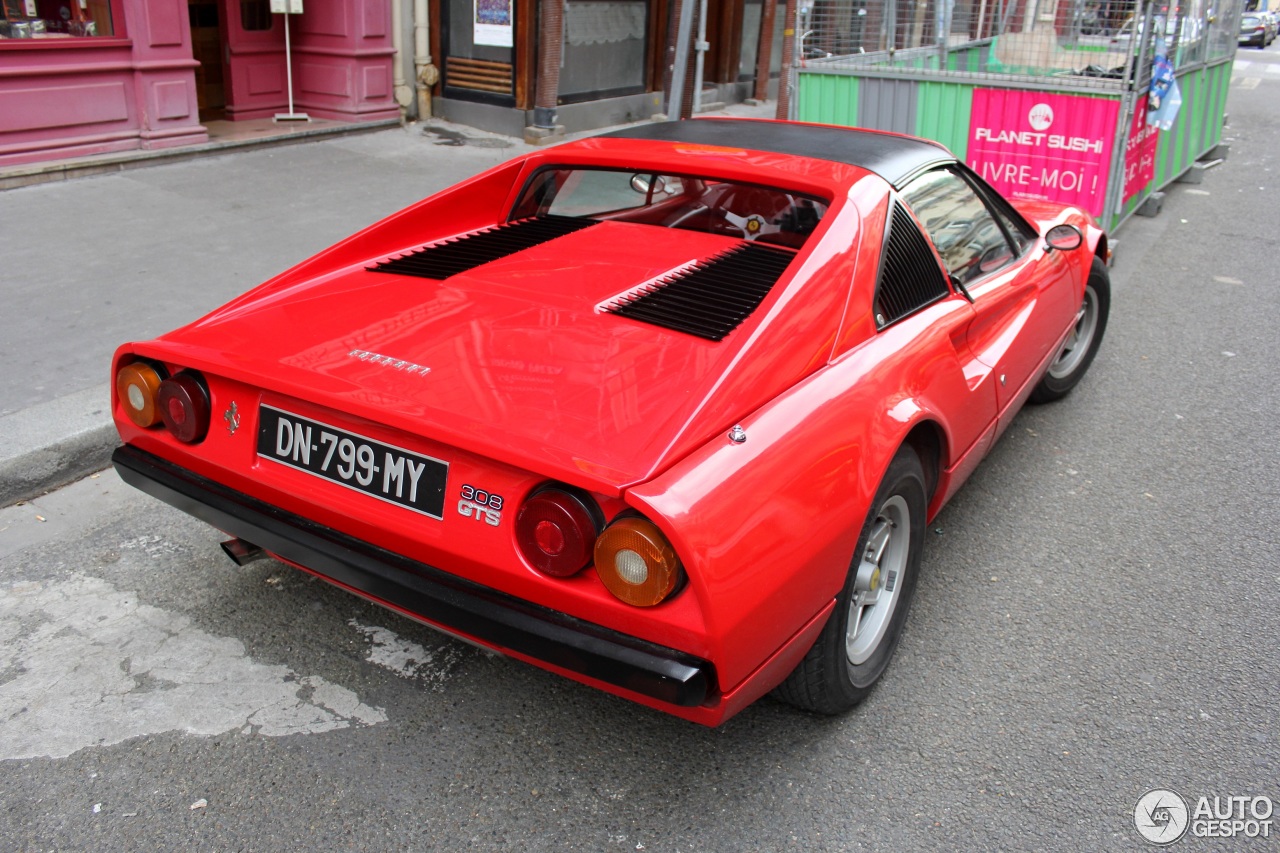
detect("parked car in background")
(1241, 13), (1268, 47)
(1109, 12), (1206, 60)
(1255, 9), (1277, 44)
(111, 118), (1110, 725)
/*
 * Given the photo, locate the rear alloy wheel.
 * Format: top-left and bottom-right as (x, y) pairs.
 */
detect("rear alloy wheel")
(1030, 256), (1110, 403)
(774, 445), (927, 714)
(845, 494), (911, 666)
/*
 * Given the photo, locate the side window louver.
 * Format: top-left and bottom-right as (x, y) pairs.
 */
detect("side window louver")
(874, 201), (950, 328)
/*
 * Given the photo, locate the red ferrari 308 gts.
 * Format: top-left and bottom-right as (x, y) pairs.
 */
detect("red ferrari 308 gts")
(111, 118), (1109, 725)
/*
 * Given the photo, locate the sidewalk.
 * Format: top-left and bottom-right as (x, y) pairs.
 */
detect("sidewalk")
(0, 102), (775, 505)
(0, 116), (400, 192)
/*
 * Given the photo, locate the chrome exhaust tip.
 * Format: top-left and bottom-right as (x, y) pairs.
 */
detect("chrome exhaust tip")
(220, 538), (266, 566)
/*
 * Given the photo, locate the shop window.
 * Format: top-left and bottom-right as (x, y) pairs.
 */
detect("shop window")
(443, 0), (515, 104)
(240, 0), (273, 31)
(558, 0), (649, 102)
(1, 0), (116, 38)
(739, 0), (762, 78)
(769, 0), (786, 73)
(738, 0), (787, 80)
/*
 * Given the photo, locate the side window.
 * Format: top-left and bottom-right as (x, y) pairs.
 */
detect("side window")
(900, 168), (1016, 285)
(960, 164), (1037, 252)
(992, 205), (1033, 253)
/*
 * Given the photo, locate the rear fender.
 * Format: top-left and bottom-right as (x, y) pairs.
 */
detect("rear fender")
(625, 299), (980, 694)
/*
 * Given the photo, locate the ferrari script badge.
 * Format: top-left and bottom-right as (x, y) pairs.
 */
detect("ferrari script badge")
(348, 349), (431, 376)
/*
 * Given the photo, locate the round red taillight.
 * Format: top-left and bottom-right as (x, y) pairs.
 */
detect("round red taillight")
(534, 520), (565, 555)
(156, 371), (211, 444)
(516, 487), (601, 577)
(115, 361), (167, 428)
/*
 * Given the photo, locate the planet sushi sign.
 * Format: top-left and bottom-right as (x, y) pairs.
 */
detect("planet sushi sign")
(968, 89), (1119, 218)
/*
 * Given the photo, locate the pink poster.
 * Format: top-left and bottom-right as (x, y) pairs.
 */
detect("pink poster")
(968, 89), (1120, 218)
(1123, 97), (1160, 204)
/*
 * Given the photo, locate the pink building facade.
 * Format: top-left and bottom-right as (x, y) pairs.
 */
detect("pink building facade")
(1, 0), (398, 167)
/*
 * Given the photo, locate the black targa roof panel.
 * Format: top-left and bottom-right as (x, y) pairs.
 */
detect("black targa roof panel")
(600, 118), (953, 188)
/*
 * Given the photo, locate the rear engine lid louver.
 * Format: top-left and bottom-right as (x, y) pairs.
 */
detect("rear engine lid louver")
(601, 243), (795, 342)
(369, 215), (599, 280)
(875, 202), (950, 327)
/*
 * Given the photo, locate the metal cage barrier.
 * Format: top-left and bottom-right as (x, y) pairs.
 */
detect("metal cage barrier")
(789, 0), (1242, 229)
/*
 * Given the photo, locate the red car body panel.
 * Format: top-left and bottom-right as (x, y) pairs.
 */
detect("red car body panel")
(111, 119), (1106, 725)
(155, 219), (843, 492)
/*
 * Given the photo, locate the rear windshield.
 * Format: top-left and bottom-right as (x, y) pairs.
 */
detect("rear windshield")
(510, 168), (829, 249)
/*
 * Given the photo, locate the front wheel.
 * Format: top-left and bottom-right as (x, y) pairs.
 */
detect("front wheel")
(1029, 256), (1111, 404)
(773, 445), (927, 714)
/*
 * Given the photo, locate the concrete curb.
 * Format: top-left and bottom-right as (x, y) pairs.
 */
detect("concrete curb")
(0, 118), (401, 192)
(0, 387), (117, 506)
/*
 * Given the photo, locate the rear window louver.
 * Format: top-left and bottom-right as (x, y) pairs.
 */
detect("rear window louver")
(875, 201), (949, 327)
(368, 215), (599, 280)
(601, 243), (795, 342)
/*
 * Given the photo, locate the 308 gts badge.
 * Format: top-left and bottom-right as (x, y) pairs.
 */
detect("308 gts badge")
(458, 484), (503, 526)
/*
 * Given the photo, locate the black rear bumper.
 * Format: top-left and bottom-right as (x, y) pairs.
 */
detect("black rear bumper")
(113, 445), (715, 708)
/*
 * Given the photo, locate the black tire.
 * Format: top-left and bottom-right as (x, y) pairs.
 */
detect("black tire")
(773, 445), (927, 714)
(1029, 256), (1110, 404)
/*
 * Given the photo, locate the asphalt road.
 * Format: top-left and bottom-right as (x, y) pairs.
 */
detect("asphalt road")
(2, 72), (1279, 851)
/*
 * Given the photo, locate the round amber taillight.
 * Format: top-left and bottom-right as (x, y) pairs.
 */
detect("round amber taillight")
(594, 516), (682, 607)
(116, 361), (166, 428)
(156, 371), (211, 444)
(516, 487), (601, 577)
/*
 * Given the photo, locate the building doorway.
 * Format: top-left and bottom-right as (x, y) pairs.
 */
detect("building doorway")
(189, 0), (227, 120)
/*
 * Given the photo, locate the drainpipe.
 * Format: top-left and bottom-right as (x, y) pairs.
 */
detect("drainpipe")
(414, 0), (438, 119)
(392, 0), (412, 117)
(775, 0), (797, 118)
(693, 0), (709, 111)
(526, 0), (567, 144)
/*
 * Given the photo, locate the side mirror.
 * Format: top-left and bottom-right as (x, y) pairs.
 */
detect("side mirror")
(630, 173), (666, 195)
(1045, 223), (1084, 252)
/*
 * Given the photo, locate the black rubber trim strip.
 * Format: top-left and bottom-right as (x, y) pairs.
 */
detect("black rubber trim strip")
(112, 445), (715, 708)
